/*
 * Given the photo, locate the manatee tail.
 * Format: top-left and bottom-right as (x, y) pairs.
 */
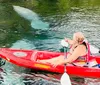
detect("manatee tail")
(13, 5), (49, 30)
(13, 5), (39, 21)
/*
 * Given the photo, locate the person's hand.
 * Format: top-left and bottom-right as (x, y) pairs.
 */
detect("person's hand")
(50, 59), (65, 67)
(64, 38), (74, 45)
(64, 38), (70, 42)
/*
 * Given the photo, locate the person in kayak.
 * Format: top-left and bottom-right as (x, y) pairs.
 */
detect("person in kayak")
(38, 32), (87, 66)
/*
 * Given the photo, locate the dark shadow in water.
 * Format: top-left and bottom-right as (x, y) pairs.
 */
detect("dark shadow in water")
(0, 67), (6, 85)
(0, 58), (6, 67)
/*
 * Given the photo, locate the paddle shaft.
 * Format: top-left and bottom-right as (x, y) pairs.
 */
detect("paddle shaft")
(60, 41), (71, 85)
(64, 47), (67, 72)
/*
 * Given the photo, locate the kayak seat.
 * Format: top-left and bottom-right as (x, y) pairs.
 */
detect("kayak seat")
(31, 52), (48, 61)
(71, 61), (86, 67)
(72, 59), (98, 67)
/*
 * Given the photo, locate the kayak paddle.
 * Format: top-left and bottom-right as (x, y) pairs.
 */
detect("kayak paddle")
(60, 40), (71, 85)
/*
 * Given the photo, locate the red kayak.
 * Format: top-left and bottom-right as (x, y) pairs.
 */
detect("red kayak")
(0, 48), (100, 78)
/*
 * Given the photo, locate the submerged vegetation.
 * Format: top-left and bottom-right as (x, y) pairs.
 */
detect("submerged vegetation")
(0, 0), (100, 47)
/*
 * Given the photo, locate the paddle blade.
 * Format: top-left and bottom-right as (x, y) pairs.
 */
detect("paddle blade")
(61, 40), (69, 47)
(60, 73), (71, 85)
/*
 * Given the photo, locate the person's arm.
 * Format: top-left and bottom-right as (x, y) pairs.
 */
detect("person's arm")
(64, 45), (87, 64)
(37, 45), (86, 66)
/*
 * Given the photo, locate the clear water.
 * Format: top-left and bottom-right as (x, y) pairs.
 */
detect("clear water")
(0, 0), (100, 85)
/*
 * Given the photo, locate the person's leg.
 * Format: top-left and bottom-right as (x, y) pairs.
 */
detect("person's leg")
(38, 55), (64, 63)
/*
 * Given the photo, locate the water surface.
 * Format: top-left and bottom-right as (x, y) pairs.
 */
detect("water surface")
(0, 0), (100, 85)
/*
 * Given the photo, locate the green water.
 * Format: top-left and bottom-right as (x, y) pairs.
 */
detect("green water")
(0, 0), (100, 85)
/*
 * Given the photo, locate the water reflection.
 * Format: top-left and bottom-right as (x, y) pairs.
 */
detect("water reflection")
(85, 78), (100, 85)
(23, 73), (60, 85)
(0, 65), (60, 85)
(11, 39), (36, 50)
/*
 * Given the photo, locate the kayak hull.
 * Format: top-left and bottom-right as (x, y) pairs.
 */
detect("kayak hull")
(0, 48), (100, 78)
